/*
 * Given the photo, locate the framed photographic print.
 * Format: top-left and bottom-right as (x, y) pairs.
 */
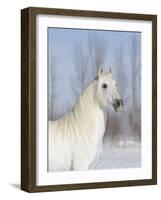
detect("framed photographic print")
(21, 7), (157, 192)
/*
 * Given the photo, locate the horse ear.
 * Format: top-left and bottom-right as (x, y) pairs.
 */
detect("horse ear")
(98, 67), (104, 76)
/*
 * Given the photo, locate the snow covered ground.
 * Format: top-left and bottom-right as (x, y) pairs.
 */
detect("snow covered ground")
(95, 141), (141, 169)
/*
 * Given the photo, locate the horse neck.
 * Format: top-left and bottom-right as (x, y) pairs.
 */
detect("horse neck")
(72, 81), (107, 127)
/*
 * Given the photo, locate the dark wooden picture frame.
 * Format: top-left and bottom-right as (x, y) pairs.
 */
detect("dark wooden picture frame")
(21, 7), (157, 193)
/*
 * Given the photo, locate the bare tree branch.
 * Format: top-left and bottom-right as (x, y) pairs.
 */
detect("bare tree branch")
(49, 46), (59, 120)
(88, 32), (108, 77)
(115, 45), (127, 95)
(70, 42), (89, 99)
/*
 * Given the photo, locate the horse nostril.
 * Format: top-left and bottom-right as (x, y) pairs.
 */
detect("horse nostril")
(117, 100), (120, 107)
(114, 99), (123, 111)
(115, 99), (123, 107)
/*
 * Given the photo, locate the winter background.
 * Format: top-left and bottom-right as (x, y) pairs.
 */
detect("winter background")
(48, 28), (141, 169)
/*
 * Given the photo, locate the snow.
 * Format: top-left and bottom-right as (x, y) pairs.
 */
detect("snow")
(95, 141), (141, 169)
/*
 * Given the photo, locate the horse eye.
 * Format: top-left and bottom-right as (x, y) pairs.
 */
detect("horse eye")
(102, 83), (108, 89)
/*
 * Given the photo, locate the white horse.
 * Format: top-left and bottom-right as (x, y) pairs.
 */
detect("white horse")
(48, 68), (123, 171)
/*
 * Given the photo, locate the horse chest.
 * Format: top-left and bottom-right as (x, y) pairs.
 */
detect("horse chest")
(92, 108), (106, 137)
(76, 110), (106, 166)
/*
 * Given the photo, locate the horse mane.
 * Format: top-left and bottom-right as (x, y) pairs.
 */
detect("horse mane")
(56, 79), (101, 135)
(72, 79), (97, 116)
(49, 76), (108, 171)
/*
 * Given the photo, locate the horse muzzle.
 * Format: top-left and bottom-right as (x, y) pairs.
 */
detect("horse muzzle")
(113, 98), (123, 112)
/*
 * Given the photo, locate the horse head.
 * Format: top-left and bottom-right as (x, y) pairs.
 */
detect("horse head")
(96, 67), (123, 112)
